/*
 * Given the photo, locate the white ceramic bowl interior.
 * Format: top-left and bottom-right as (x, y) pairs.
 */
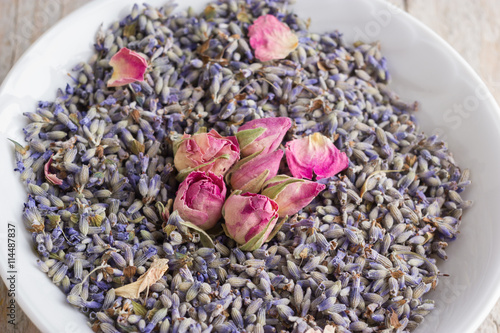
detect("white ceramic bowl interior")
(1, 0), (499, 332)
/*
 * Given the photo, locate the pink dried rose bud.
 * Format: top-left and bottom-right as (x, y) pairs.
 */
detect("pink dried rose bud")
(248, 14), (299, 62)
(285, 132), (349, 180)
(173, 171), (227, 230)
(222, 192), (279, 251)
(44, 156), (63, 185)
(261, 175), (326, 217)
(174, 129), (240, 179)
(227, 150), (284, 193)
(107, 47), (148, 87)
(236, 117), (291, 157)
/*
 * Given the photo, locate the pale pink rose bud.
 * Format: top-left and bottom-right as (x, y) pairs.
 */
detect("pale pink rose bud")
(222, 192), (279, 251)
(227, 150), (284, 193)
(107, 48), (148, 87)
(261, 175), (326, 217)
(236, 117), (291, 157)
(173, 171), (227, 230)
(248, 14), (299, 62)
(174, 129), (240, 179)
(285, 132), (349, 180)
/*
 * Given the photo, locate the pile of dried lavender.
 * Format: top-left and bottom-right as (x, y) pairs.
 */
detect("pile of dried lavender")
(14, 0), (472, 332)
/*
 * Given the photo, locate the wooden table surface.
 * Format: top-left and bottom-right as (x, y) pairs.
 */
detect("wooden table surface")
(1, 0), (499, 332)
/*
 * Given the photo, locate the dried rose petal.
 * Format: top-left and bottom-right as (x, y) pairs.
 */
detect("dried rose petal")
(107, 47), (148, 87)
(44, 156), (63, 185)
(285, 132), (349, 180)
(248, 14), (299, 62)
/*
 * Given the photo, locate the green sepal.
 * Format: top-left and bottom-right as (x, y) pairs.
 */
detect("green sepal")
(266, 215), (288, 242)
(239, 169), (269, 193)
(221, 223), (231, 238)
(224, 149), (263, 184)
(131, 300), (147, 316)
(262, 174), (294, 187)
(261, 175), (304, 199)
(240, 216), (276, 252)
(175, 154), (230, 182)
(173, 136), (189, 156)
(235, 127), (266, 150)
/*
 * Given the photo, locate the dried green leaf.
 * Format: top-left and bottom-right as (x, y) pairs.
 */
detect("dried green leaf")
(8, 138), (27, 155)
(177, 218), (215, 248)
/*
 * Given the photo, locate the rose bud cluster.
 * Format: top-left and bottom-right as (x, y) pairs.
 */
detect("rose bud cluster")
(171, 119), (349, 251)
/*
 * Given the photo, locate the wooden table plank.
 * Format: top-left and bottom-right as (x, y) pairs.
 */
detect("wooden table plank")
(0, 0), (18, 82)
(0, 0), (499, 332)
(406, 0), (500, 105)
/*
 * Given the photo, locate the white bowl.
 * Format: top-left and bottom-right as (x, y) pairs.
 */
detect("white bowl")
(1, 0), (499, 332)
